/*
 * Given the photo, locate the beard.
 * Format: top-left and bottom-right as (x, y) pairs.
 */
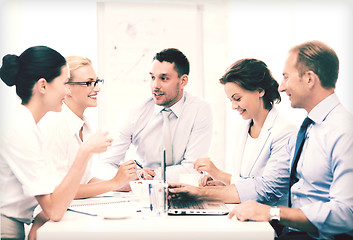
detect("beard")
(154, 83), (181, 108)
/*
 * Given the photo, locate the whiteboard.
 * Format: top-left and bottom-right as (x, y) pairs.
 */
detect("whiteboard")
(97, 1), (203, 128)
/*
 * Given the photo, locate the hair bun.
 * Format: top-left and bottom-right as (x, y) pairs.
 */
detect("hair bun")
(0, 54), (20, 86)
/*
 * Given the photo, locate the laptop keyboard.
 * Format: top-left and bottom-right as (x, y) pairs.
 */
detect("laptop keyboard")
(169, 198), (206, 209)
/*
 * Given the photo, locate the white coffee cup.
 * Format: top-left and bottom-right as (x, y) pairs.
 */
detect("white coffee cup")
(129, 180), (167, 218)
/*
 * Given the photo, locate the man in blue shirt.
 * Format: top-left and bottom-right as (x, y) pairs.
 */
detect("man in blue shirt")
(228, 41), (353, 239)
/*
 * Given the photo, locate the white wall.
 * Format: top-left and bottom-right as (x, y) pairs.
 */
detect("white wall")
(1, 0), (352, 173)
(0, 0), (99, 125)
(96, 0), (230, 169)
(229, 0), (353, 121)
(223, 0), (353, 171)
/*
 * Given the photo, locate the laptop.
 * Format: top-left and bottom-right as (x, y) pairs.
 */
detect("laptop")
(161, 150), (230, 215)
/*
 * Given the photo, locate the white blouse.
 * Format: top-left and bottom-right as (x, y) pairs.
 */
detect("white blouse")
(240, 133), (260, 177)
(0, 105), (57, 224)
(38, 103), (94, 184)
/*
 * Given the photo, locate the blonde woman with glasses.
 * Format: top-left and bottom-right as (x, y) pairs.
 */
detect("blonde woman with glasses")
(27, 56), (139, 239)
(39, 56), (139, 197)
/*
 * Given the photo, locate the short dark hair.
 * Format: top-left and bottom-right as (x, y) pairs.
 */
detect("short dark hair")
(153, 48), (190, 77)
(290, 40), (339, 89)
(0, 46), (66, 104)
(220, 58), (281, 110)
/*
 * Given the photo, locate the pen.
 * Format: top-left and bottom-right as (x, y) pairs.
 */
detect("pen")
(134, 160), (143, 169)
(134, 160), (143, 180)
(136, 170), (143, 180)
(67, 208), (98, 217)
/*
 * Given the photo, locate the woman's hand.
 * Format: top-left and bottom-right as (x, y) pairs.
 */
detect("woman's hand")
(194, 158), (223, 180)
(112, 160), (138, 189)
(199, 174), (226, 187)
(82, 129), (113, 154)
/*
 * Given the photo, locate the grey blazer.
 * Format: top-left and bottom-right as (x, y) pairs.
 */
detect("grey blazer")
(230, 107), (297, 206)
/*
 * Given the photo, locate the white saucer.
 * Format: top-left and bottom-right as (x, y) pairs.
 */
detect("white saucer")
(100, 208), (136, 220)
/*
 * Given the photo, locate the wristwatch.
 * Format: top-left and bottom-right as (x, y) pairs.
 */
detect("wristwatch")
(270, 206), (280, 221)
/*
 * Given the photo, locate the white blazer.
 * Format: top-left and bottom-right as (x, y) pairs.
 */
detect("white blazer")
(230, 107), (297, 206)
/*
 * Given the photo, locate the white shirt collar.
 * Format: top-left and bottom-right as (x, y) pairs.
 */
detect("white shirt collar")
(154, 92), (186, 118)
(62, 103), (89, 136)
(308, 93), (340, 124)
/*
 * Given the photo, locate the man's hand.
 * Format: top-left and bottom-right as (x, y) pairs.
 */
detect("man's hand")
(228, 200), (271, 222)
(168, 182), (203, 199)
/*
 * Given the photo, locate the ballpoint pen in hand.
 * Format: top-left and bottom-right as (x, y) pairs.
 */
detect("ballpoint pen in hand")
(136, 170), (143, 180)
(134, 160), (143, 169)
(135, 160), (143, 180)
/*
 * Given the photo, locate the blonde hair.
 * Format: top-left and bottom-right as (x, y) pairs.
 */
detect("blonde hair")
(65, 56), (92, 81)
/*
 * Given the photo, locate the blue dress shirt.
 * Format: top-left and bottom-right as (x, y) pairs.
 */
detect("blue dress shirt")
(291, 93), (353, 238)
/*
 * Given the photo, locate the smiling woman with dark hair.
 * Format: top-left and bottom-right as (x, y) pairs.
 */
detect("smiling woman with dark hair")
(169, 58), (297, 211)
(0, 46), (113, 240)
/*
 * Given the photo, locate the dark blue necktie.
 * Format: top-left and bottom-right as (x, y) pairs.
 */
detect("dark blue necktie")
(288, 117), (313, 207)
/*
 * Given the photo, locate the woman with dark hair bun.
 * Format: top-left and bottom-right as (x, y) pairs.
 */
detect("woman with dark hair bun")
(0, 46), (113, 240)
(170, 58), (297, 209)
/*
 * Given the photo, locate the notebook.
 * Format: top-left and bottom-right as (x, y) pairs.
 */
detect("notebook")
(67, 192), (139, 219)
(162, 150), (229, 215)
